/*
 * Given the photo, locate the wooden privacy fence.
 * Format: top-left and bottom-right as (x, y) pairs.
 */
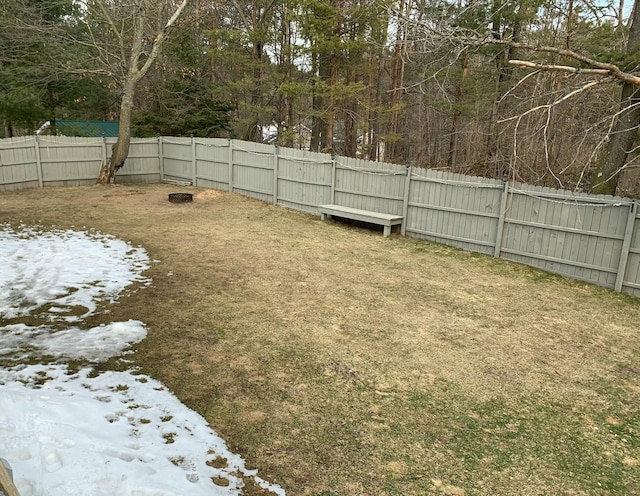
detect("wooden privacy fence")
(0, 135), (160, 190)
(2, 135), (640, 297)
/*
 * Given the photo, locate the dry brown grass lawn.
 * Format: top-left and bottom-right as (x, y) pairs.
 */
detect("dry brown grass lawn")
(1, 183), (640, 495)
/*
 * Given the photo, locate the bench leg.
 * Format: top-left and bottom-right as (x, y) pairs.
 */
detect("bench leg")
(320, 213), (326, 221)
(383, 225), (391, 237)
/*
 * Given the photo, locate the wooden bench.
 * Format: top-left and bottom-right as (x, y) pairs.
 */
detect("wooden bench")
(318, 204), (403, 237)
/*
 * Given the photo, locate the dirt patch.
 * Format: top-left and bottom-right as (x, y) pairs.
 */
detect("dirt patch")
(195, 189), (222, 200)
(2, 183), (640, 495)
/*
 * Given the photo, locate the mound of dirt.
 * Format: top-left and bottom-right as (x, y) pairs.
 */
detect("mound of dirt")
(195, 190), (222, 200)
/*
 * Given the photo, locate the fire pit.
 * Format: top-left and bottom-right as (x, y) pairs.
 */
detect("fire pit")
(168, 193), (193, 203)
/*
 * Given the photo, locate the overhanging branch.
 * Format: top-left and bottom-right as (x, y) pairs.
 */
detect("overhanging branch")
(489, 39), (640, 86)
(508, 60), (614, 77)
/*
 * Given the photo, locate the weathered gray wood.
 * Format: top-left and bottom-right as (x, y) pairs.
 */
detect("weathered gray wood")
(191, 136), (197, 186)
(34, 135), (43, 188)
(5, 135), (640, 294)
(318, 204), (402, 237)
(404, 168), (502, 255)
(275, 148), (332, 213)
(158, 136), (164, 182)
(330, 154), (337, 204)
(493, 181), (509, 257)
(193, 138), (229, 189)
(228, 139), (233, 192)
(498, 184), (631, 289)
(401, 167), (412, 235)
(273, 145), (279, 205)
(615, 201), (638, 291)
(332, 157), (406, 216)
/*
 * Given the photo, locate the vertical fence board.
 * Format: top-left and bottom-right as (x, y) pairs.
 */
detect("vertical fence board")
(623, 208), (640, 295)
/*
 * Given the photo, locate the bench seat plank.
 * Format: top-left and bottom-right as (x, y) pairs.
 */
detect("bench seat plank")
(318, 204), (403, 237)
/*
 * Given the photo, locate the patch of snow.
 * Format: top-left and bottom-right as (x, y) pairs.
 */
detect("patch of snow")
(0, 225), (285, 495)
(0, 365), (284, 496)
(0, 320), (147, 362)
(0, 224), (150, 321)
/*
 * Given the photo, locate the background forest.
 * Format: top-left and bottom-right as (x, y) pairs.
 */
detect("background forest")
(2, 0), (640, 195)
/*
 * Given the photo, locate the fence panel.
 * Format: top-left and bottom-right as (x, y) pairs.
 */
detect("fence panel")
(112, 138), (161, 183)
(622, 211), (640, 296)
(333, 156), (407, 215)
(231, 141), (275, 203)
(277, 148), (332, 213)
(0, 137), (39, 191)
(405, 169), (504, 255)
(195, 138), (230, 190)
(162, 138), (193, 183)
(500, 184), (631, 289)
(38, 137), (103, 186)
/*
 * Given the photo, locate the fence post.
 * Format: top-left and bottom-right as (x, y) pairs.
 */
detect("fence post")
(615, 200), (637, 292)
(401, 166), (411, 235)
(33, 135), (43, 188)
(227, 139), (233, 192)
(191, 135), (197, 186)
(158, 136), (164, 182)
(493, 180), (510, 258)
(330, 152), (337, 204)
(273, 145), (279, 205)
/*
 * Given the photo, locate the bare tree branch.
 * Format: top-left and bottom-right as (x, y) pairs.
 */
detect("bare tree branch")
(487, 40), (640, 85)
(508, 60), (614, 78)
(498, 79), (607, 124)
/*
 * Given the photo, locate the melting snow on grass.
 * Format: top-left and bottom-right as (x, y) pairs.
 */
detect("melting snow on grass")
(0, 224), (285, 496)
(0, 225), (151, 322)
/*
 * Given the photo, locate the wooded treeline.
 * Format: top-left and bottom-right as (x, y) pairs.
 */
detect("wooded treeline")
(2, 0), (640, 194)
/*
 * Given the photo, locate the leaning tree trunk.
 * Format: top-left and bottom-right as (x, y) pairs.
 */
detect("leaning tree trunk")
(590, 0), (640, 195)
(98, 82), (135, 184)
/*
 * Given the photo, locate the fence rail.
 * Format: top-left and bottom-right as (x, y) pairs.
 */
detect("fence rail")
(2, 135), (639, 296)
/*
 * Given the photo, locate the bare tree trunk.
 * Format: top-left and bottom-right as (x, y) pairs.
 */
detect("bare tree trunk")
(387, 0), (407, 163)
(344, 65), (357, 156)
(96, 0), (190, 185)
(279, 5), (294, 148)
(566, 0), (574, 49)
(485, 18), (522, 178)
(310, 50), (324, 152)
(590, 0), (640, 194)
(619, 0), (626, 28)
(98, 81), (136, 184)
(325, 52), (338, 150)
(372, 56), (384, 161)
(210, 14), (218, 83)
(447, 49), (468, 172)
(591, 84), (640, 194)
